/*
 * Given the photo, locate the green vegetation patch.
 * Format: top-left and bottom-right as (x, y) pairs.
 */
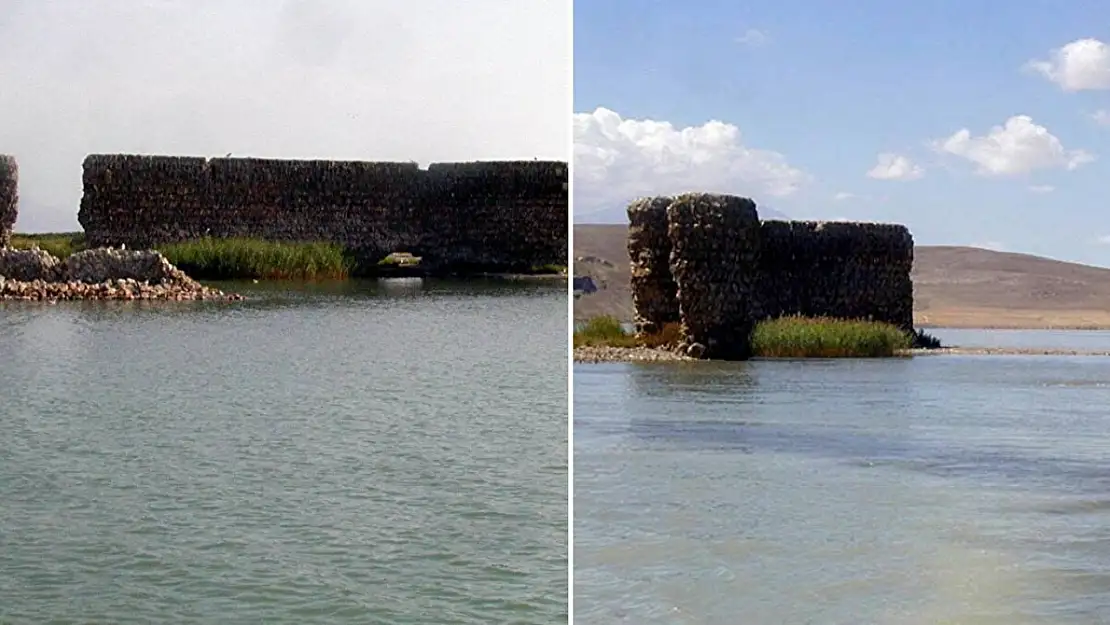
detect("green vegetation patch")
(574, 314), (925, 359)
(9, 232), (566, 280)
(574, 315), (637, 348)
(9, 232), (86, 258)
(573, 315), (683, 349)
(157, 238), (354, 280)
(751, 316), (913, 358)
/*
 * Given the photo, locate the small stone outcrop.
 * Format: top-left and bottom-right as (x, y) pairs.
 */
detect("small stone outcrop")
(0, 247), (242, 301)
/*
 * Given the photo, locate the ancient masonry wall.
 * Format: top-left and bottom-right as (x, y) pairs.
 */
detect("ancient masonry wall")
(626, 197), (679, 333)
(627, 193), (914, 359)
(0, 155), (17, 247)
(78, 154), (568, 270)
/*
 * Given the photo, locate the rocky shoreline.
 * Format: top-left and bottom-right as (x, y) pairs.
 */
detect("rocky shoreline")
(574, 345), (1110, 363)
(573, 346), (693, 363)
(0, 246), (242, 302)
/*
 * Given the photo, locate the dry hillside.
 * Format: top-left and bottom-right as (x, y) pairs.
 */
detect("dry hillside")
(574, 224), (1110, 329)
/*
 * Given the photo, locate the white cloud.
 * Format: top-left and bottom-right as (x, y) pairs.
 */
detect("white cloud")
(736, 28), (769, 47)
(1091, 109), (1110, 126)
(1096, 235), (1110, 245)
(573, 107), (810, 219)
(1028, 184), (1055, 193)
(1027, 38), (1110, 91)
(971, 240), (1007, 252)
(866, 153), (924, 181)
(833, 191), (855, 201)
(931, 115), (1094, 176)
(0, 0), (569, 231)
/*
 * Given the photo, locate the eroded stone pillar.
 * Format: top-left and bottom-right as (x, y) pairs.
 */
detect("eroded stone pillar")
(0, 155), (17, 247)
(627, 196), (678, 334)
(666, 193), (762, 360)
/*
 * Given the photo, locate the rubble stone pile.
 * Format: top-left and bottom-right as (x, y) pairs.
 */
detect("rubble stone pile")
(0, 155), (16, 247)
(78, 154), (568, 271)
(625, 193), (915, 360)
(0, 247), (241, 301)
(626, 196), (679, 334)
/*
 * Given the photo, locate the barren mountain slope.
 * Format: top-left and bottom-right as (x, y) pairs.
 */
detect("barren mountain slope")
(574, 224), (1110, 328)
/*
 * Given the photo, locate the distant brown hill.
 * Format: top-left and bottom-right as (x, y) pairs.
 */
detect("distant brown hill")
(574, 224), (1110, 329)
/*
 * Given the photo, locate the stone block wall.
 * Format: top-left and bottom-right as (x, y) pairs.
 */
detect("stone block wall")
(758, 220), (914, 333)
(0, 155), (16, 247)
(626, 196), (678, 333)
(79, 154), (568, 271)
(625, 193), (915, 359)
(666, 194), (762, 360)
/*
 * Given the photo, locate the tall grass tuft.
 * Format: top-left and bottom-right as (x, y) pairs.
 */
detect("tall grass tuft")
(157, 238), (354, 280)
(574, 315), (638, 348)
(751, 315), (912, 358)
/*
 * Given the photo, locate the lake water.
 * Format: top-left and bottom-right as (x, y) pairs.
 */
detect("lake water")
(574, 331), (1110, 624)
(0, 278), (568, 624)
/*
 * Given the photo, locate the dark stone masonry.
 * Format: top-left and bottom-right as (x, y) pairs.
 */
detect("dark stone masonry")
(75, 154), (568, 272)
(0, 155), (16, 247)
(627, 193), (915, 360)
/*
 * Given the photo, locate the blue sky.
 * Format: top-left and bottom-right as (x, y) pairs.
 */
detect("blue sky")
(573, 0), (1110, 266)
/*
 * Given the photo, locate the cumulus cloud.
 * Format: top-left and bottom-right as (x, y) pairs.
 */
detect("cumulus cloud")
(833, 192), (856, 201)
(736, 28), (769, 47)
(866, 153), (924, 181)
(1096, 235), (1110, 245)
(1027, 38), (1110, 91)
(931, 115), (1094, 176)
(1028, 184), (1055, 193)
(0, 0), (569, 231)
(1091, 110), (1110, 126)
(573, 107), (810, 219)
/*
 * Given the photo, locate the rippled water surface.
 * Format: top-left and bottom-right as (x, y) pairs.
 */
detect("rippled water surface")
(575, 345), (1110, 624)
(0, 279), (567, 624)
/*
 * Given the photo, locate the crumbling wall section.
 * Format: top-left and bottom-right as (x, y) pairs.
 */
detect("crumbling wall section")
(759, 220), (914, 332)
(627, 196), (678, 333)
(666, 193), (762, 360)
(625, 194), (916, 359)
(78, 154), (568, 270)
(0, 155), (17, 247)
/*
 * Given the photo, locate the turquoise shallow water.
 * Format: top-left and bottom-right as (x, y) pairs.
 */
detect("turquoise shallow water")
(575, 341), (1110, 624)
(0, 279), (568, 624)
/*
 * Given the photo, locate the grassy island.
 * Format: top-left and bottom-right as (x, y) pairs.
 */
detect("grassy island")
(574, 314), (941, 359)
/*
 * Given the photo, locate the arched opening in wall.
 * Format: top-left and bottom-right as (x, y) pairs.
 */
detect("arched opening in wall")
(371, 248), (423, 278)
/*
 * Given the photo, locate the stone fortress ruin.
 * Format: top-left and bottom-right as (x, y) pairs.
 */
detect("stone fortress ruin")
(1, 153), (568, 275)
(628, 193), (915, 360)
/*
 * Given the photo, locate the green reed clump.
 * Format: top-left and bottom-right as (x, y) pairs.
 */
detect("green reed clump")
(157, 238), (353, 280)
(574, 315), (638, 348)
(751, 315), (913, 358)
(8, 232), (86, 258)
(573, 317), (685, 349)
